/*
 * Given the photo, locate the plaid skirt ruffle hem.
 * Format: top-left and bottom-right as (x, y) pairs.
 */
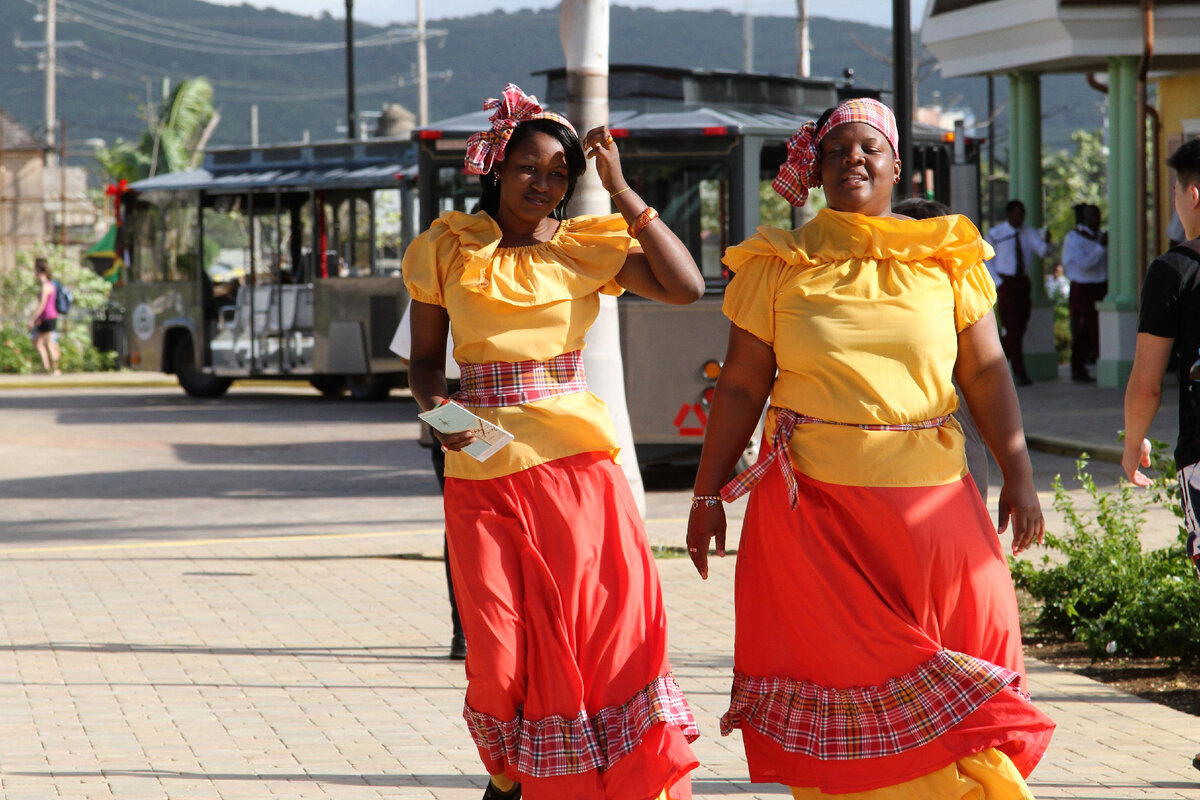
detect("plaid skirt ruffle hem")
(725, 455), (1055, 794)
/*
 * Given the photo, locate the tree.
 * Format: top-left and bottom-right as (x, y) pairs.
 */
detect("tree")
(1042, 129), (1107, 241)
(94, 77), (220, 182)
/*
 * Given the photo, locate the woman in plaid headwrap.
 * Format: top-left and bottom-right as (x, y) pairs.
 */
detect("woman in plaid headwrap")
(403, 84), (703, 800)
(686, 98), (1055, 798)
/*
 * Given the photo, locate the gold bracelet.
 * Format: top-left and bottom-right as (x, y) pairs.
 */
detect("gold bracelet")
(609, 186), (631, 199)
(690, 495), (722, 509)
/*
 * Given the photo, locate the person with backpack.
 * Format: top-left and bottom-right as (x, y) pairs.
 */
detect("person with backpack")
(29, 258), (62, 375)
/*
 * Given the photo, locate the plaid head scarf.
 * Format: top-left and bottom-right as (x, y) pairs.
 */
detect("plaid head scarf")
(463, 83), (577, 176)
(772, 97), (900, 207)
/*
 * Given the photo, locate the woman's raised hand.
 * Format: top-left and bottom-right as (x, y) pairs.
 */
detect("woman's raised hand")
(583, 126), (625, 195)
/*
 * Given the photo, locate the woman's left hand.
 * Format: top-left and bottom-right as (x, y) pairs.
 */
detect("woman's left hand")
(997, 477), (1044, 556)
(582, 126), (626, 195)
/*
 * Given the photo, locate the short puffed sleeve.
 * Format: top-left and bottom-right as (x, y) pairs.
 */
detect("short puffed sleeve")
(950, 247), (998, 332)
(721, 235), (787, 345)
(402, 216), (460, 306)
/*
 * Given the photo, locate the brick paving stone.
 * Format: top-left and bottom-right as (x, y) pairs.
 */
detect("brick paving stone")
(2, 379), (1199, 798)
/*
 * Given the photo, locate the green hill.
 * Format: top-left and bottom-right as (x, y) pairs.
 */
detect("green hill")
(0, 0), (1100, 164)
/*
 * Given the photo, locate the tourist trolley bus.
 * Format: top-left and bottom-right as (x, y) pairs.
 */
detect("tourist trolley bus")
(414, 65), (980, 463)
(114, 138), (420, 400)
(114, 65), (978, 464)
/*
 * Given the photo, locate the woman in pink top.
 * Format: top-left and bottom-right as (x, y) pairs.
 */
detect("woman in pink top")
(30, 258), (62, 375)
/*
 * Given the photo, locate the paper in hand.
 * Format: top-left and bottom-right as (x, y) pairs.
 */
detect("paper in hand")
(417, 400), (514, 462)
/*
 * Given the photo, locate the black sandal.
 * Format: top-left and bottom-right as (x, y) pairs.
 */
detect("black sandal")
(482, 780), (520, 800)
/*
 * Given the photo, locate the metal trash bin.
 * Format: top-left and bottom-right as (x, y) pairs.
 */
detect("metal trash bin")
(91, 304), (125, 357)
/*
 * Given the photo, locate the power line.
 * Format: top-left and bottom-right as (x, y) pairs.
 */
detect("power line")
(60, 0), (444, 56)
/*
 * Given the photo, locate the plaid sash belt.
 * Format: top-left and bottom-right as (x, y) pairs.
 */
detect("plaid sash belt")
(452, 350), (587, 408)
(720, 407), (953, 510)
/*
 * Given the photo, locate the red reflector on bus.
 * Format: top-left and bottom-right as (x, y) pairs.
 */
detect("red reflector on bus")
(701, 386), (715, 407)
(609, 128), (629, 138)
(418, 130), (443, 140)
(702, 126), (728, 136)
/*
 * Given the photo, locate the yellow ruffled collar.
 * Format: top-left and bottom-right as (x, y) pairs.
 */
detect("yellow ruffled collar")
(733, 208), (991, 279)
(436, 210), (630, 307)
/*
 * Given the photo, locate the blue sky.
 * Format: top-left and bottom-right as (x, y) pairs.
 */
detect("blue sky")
(204, 0), (930, 28)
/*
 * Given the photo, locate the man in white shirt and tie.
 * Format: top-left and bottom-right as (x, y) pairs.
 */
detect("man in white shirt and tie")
(986, 199), (1052, 385)
(1061, 203), (1108, 382)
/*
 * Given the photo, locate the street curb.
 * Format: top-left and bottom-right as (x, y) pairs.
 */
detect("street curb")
(1025, 434), (1123, 464)
(0, 377), (178, 390)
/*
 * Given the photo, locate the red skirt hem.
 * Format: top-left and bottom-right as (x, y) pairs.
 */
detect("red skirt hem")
(727, 459), (1054, 792)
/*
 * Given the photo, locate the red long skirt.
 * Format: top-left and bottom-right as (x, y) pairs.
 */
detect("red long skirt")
(444, 452), (699, 800)
(722, 461), (1054, 793)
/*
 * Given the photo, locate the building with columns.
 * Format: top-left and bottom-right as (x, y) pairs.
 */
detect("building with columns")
(923, 0), (1200, 387)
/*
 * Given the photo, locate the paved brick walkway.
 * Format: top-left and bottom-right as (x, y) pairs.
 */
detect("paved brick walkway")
(1, 528), (1198, 799)
(0, 371), (1196, 798)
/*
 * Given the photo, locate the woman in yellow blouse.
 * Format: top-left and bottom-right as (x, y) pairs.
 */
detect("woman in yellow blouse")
(686, 98), (1054, 798)
(404, 85), (703, 800)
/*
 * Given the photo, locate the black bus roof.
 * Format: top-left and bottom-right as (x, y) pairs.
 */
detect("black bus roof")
(130, 137), (417, 194)
(415, 64), (951, 144)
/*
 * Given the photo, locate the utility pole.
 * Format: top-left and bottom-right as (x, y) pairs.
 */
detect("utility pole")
(742, 0), (753, 73)
(59, 119), (67, 246)
(1, 113), (7, 271)
(345, 0), (356, 140)
(560, 0), (645, 514)
(796, 0), (810, 77)
(892, 0), (912, 198)
(417, 0), (428, 126)
(45, 0), (57, 154)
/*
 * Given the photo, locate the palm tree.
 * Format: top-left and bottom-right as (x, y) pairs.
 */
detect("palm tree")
(95, 77), (220, 182)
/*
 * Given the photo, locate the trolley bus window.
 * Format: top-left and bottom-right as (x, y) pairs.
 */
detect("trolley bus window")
(374, 188), (405, 276)
(621, 162), (730, 281)
(324, 192), (374, 276)
(164, 197), (200, 283)
(436, 166), (476, 214)
(203, 196), (251, 286)
(129, 198), (164, 283)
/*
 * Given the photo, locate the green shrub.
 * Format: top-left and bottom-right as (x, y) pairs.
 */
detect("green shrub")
(1011, 452), (1200, 664)
(2, 246), (120, 372)
(1054, 303), (1070, 365)
(0, 328), (36, 374)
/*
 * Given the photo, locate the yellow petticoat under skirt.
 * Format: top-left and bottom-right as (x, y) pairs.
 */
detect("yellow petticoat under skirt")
(789, 748), (1034, 800)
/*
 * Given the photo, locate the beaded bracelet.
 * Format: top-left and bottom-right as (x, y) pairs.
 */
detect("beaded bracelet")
(609, 186), (631, 199)
(628, 207), (659, 238)
(690, 495), (722, 509)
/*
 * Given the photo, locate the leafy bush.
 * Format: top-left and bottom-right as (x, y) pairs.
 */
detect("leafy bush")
(1011, 452), (1200, 665)
(1054, 303), (1070, 365)
(0, 328), (37, 374)
(1, 246), (119, 373)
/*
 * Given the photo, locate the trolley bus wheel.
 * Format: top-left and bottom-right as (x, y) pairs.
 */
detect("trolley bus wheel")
(174, 338), (232, 399)
(346, 375), (391, 402)
(309, 376), (347, 397)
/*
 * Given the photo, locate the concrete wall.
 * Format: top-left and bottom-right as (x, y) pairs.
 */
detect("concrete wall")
(0, 150), (47, 274)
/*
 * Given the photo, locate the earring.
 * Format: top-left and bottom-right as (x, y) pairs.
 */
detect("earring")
(491, 172), (499, 187)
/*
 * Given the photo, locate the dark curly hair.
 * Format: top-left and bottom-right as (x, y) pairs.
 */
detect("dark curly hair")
(477, 118), (586, 221)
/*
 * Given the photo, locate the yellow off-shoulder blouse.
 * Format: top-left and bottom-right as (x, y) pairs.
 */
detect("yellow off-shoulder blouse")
(722, 208), (998, 488)
(401, 210), (633, 481)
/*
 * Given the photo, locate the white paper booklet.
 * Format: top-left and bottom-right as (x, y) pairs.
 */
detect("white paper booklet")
(417, 401), (514, 462)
